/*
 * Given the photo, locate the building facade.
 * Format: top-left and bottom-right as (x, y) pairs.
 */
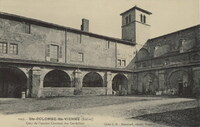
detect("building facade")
(0, 6), (199, 98)
(133, 25), (200, 96)
(119, 6), (200, 97)
(0, 11), (137, 98)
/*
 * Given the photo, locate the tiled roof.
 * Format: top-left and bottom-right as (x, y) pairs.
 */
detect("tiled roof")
(120, 6), (152, 15)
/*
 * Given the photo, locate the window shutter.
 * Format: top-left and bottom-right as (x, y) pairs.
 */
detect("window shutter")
(59, 46), (62, 58)
(46, 44), (50, 57)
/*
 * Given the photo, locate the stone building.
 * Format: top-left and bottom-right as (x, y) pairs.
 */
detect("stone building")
(133, 25), (200, 96)
(118, 6), (200, 97)
(0, 7), (139, 98)
(0, 6), (199, 98)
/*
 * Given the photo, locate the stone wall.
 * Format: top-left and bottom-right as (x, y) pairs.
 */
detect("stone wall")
(117, 43), (136, 69)
(122, 23), (136, 42)
(133, 25), (200, 96)
(42, 87), (75, 97)
(67, 32), (116, 68)
(0, 17), (134, 69)
(0, 18), (65, 62)
(82, 87), (107, 95)
(144, 25), (199, 58)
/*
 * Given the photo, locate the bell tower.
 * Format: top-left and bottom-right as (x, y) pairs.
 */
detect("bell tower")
(121, 6), (152, 47)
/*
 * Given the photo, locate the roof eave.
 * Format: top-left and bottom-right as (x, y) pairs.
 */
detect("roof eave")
(120, 6), (152, 16)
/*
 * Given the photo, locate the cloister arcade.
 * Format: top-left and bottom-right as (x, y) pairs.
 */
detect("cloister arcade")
(0, 65), (132, 98)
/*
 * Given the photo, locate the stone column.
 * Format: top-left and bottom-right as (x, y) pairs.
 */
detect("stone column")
(127, 73), (134, 95)
(26, 71), (31, 98)
(31, 67), (42, 98)
(105, 72), (112, 95)
(132, 74), (138, 94)
(74, 69), (82, 95)
(158, 71), (165, 91)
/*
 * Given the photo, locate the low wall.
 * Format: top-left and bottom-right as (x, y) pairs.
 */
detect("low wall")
(42, 87), (75, 97)
(82, 87), (107, 95)
(41, 87), (107, 97)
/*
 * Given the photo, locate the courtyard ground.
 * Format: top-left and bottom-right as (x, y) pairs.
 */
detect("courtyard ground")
(0, 96), (199, 127)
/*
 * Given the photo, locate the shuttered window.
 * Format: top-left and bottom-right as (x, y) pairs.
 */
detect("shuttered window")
(46, 44), (63, 62)
(9, 43), (18, 55)
(0, 42), (7, 54)
(50, 45), (58, 60)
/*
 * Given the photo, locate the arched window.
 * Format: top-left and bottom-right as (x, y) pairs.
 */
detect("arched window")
(125, 16), (129, 25)
(129, 15), (132, 23)
(140, 14), (143, 22)
(143, 15), (146, 23)
(136, 48), (149, 61)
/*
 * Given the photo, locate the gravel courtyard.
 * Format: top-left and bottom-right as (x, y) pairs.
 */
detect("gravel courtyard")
(0, 96), (199, 127)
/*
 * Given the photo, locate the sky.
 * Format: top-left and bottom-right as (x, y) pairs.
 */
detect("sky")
(0, 0), (199, 39)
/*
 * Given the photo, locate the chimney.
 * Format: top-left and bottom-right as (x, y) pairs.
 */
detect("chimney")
(81, 18), (89, 32)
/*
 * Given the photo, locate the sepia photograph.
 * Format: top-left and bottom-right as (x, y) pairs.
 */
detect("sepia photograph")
(0, 0), (199, 126)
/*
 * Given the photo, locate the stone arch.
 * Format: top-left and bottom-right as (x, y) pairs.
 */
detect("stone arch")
(0, 66), (27, 98)
(112, 73), (128, 80)
(43, 69), (71, 87)
(82, 72), (103, 87)
(137, 48), (150, 61)
(167, 70), (191, 95)
(112, 73), (128, 95)
(3, 65), (30, 77)
(40, 68), (54, 81)
(166, 69), (190, 83)
(63, 70), (74, 84)
(82, 71), (103, 79)
(142, 73), (159, 94)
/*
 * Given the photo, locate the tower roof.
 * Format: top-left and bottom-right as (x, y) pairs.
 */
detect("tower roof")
(120, 6), (152, 15)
